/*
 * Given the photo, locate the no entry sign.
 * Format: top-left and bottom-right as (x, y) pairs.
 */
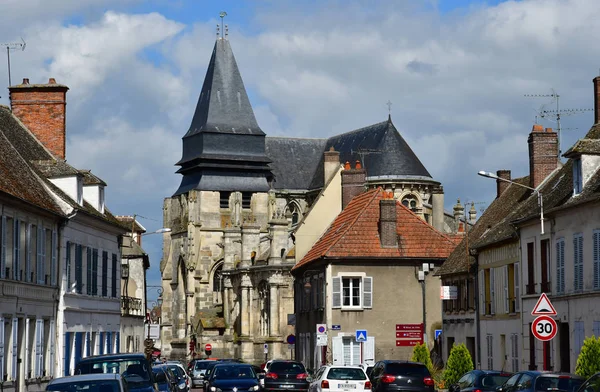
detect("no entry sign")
(532, 315), (557, 341)
(205, 343), (212, 351)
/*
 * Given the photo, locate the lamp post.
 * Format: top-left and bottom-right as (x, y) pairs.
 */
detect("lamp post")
(478, 171), (545, 235)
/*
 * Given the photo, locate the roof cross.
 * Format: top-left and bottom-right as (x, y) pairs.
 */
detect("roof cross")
(386, 100), (392, 114)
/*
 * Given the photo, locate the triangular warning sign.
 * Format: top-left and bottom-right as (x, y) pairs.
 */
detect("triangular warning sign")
(531, 293), (557, 316)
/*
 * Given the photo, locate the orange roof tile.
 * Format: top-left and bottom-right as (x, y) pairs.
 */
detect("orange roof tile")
(293, 188), (459, 270)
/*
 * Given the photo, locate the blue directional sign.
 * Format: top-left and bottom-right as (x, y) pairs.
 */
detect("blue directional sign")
(356, 330), (368, 342)
(435, 329), (442, 340)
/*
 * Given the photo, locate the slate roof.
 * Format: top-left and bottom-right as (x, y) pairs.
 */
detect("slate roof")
(184, 38), (263, 137)
(266, 137), (327, 190)
(293, 188), (458, 270)
(563, 138), (600, 157)
(80, 170), (107, 186)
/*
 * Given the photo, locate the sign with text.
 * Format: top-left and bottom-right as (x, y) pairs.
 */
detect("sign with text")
(396, 324), (423, 331)
(396, 323), (423, 347)
(316, 334), (328, 346)
(440, 286), (458, 300)
(144, 324), (160, 340)
(396, 339), (421, 347)
(396, 331), (422, 339)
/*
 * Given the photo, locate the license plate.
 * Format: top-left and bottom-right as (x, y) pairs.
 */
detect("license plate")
(339, 384), (356, 389)
(280, 385), (295, 388)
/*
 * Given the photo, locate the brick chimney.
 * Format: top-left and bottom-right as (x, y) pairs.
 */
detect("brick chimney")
(324, 146), (340, 184)
(9, 78), (69, 159)
(528, 125), (558, 188)
(594, 76), (600, 124)
(341, 160), (366, 209)
(496, 170), (511, 198)
(379, 191), (397, 247)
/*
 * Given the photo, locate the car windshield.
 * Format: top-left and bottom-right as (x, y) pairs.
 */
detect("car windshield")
(385, 364), (429, 377)
(481, 375), (512, 388)
(269, 362), (306, 375)
(535, 376), (583, 392)
(326, 368), (367, 381)
(47, 380), (120, 392)
(213, 366), (256, 380)
(195, 362), (212, 370)
(167, 366), (183, 377)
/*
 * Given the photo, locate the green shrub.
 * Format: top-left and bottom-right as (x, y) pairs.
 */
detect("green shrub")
(443, 343), (473, 386)
(576, 336), (600, 379)
(411, 343), (434, 372)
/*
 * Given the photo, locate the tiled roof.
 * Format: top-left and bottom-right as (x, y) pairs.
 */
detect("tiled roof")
(563, 138), (600, 157)
(294, 188), (458, 270)
(80, 170), (107, 186)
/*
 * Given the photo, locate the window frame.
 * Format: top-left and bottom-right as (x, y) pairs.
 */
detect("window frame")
(332, 273), (372, 311)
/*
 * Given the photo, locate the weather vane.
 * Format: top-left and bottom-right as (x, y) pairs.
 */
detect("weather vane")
(220, 11), (227, 39)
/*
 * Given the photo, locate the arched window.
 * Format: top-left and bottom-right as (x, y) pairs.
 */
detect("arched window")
(258, 281), (270, 336)
(402, 195), (418, 212)
(286, 202), (300, 226)
(213, 264), (223, 292)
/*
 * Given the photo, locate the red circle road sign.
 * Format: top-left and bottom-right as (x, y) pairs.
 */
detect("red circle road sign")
(205, 344), (212, 351)
(531, 315), (558, 341)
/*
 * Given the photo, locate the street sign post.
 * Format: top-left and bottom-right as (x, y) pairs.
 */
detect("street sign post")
(532, 315), (557, 341)
(355, 330), (367, 342)
(395, 324), (423, 346)
(317, 324), (327, 335)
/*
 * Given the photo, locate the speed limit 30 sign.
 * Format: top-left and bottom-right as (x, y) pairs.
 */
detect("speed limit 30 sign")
(532, 315), (558, 341)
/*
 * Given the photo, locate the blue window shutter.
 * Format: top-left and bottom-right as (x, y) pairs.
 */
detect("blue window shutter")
(85, 332), (91, 357)
(115, 332), (120, 354)
(87, 249), (92, 295)
(36, 226), (43, 284)
(102, 251), (108, 296)
(593, 321), (600, 337)
(76, 245), (83, 293)
(26, 223), (31, 282)
(74, 332), (83, 368)
(106, 332), (112, 354)
(111, 254), (117, 298)
(14, 220), (20, 280)
(64, 332), (71, 376)
(99, 332), (104, 355)
(51, 230), (57, 285)
(1, 216), (6, 279)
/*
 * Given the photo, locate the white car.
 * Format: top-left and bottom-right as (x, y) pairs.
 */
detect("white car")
(309, 365), (371, 392)
(46, 373), (127, 392)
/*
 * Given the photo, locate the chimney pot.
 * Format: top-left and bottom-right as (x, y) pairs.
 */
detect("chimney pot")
(545, 127), (553, 133)
(355, 160), (362, 170)
(532, 124), (543, 132)
(22, 78), (29, 84)
(48, 78), (56, 84)
(344, 161), (351, 170)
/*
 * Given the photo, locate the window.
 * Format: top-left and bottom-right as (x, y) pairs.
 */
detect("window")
(86, 248), (92, 295)
(468, 278), (475, 310)
(14, 219), (21, 280)
(486, 334), (493, 370)
(527, 242), (535, 294)
(241, 192), (252, 209)
(343, 337), (361, 366)
(75, 245), (83, 293)
(219, 191), (231, 209)
(36, 227), (44, 284)
(540, 239), (550, 292)
(332, 276), (372, 310)
(574, 234), (584, 292)
(594, 321), (600, 338)
(511, 334), (519, 372)
(25, 223), (32, 282)
(556, 239), (565, 293)
(102, 251), (108, 296)
(484, 269), (491, 315)
(504, 266), (510, 313)
(402, 194), (418, 212)
(111, 254), (118, 298)
(35, 319), (44, 377)
(594, 230), (600, 290)
(573, 158), (583, 195)
(213, 264), (223, 292)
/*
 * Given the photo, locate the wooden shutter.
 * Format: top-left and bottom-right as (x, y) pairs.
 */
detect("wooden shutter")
(365, 336), (375, 366)
(363, 276), (373, 308)
(35, 319), (43, 377)
(85, 332), (91, 357)
(49, 320), (55, 377)
(102, 251), (108, 296)
(556, 239), (565, 293)
(87, 248), (92, 295)
(332, 276), (341, 308)
(92, 249), (98, 295)
(490, 268), (495, 315)
(51, 230), (57, 285)
(594, 231), (600, 289)
(514, 262), (520, 312)
(332, 336), (343, 364)
(111, 254), (117, 298)
(0, 216), (6, 279)
(14, 220), (20, 280)
(115, 332), (120, 354)
(11, 318), (18, 380)
(37, 226), (44, 284)
(76, 244), (83, 293)
(26, 223), (31, 282)
(0, 317), (4, 380)
(574, 235), (583, 291)
(479, 270), (484, 315)
(504, 266), (509, 313)
(64, 331), (71, 376)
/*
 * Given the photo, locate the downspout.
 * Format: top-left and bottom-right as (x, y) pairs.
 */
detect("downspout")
(473, 255), (481, 369)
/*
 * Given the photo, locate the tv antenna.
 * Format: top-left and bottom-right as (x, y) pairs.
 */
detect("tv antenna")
(1, 38), (26, 88)
(219, 11), (227, 39)
(350, 148), (382, 173)
(525, 89), (591, 157)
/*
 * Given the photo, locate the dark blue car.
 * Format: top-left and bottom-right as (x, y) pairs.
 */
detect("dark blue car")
(449, 370), (513, 392)
(75, 353), (157, 392)
(498, 371), (583, 392)
(206, 363), (261, 392)
(152, 365), (178, 392)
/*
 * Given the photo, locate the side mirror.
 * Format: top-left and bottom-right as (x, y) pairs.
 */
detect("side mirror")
(450, 384), (460, 392)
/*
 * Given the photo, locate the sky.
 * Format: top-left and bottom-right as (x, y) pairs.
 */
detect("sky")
(1, 0), (599, 301)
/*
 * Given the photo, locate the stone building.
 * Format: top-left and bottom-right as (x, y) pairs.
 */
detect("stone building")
(160, 30), (462, 363)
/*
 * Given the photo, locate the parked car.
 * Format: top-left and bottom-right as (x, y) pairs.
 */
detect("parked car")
(578, 372), (600, 392)
(190, 360), (217, 388)
(47, 373), (128, 392)
(205, 363), (261, 392)
(75, 353), (157, 392)
(165, 362), (190, 392)
(264, 360), (310, 392)
(449, 370), (513, 392)
(202, 361), (223, 390)
(152, 365), (178, 392)
(498, 371), (584, 392)
(369, 360), (434, 392)
(309, 365), (371, 392)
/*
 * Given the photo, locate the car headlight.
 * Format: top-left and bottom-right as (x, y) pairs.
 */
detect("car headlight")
(210, 387), (222, 392)
(178, 384), (186, 389)
(249, 386), (260, 391)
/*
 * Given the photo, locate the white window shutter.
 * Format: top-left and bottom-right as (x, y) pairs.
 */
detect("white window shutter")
(51, 231), (57, 286)
(49, 320), (55, 377)
(11, 317), (18, 380)
(37, 226), (43, 284)
(479, 270), (484, 315)
(332, 336), (343, 364)
(0, 216), (6, 279)
(594, 231), (600, 289)
(0, 317), (4, 379)
(363, 277), (373, 308)
(365, 336), (375, 366)
(490, 268), (495, 315)
(14, 220), (20, 280)
(332, 276), (341, 308)
(25, 318), (30, 379)
(514, 262), (520, 312)
(504, 266), (509, 313)
(35, 319), (43, 377)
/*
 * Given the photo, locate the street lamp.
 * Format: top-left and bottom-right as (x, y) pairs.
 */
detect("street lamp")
(478, 170), (545, 235)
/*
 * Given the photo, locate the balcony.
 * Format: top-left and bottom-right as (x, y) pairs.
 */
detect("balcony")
(122, 296), (143, 317)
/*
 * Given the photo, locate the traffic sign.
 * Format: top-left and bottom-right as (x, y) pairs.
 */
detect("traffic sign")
(532, 315), (558, 341)
(316, 335), (328, 346)
(317, 324), (327, 335)
(264, 343), (269, 354)
(356, 330), (367, 342)
(396, 324), (423, 331)
(286, 334), (296, 345)
(396, 332), (422, 339)
(396, 339), (421, 347)
(205, 343), (212, 351)
(435, 330), (442, 340)
(531, 293), (557, 316)
(331, 325), (341, 330)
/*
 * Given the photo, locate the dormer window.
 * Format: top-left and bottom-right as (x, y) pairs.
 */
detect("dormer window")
(573, 158), (583, 195)
(77, 177), (83, 205)
(99, 186), (105, 214)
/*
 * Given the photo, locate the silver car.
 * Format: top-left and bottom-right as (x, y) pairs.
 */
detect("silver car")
(191, 360), (217, 388)
(46, 373), (127, 392)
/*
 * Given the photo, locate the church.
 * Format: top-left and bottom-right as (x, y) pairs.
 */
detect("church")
(158, 27), (463, 362)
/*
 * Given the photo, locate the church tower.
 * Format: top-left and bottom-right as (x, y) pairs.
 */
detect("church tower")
(174, 34), (272, 195)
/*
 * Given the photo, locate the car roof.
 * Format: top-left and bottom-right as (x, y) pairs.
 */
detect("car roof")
(323, 365), (364, 369)
(381, 360), (426, 366)
(77, 353), (146, 362)
(49, 374), (121, 384)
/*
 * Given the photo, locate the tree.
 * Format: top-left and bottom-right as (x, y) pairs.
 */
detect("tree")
(576, 336), (600, 379)
(411, 343), (434, 372)
(443, 343), (473, 386)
